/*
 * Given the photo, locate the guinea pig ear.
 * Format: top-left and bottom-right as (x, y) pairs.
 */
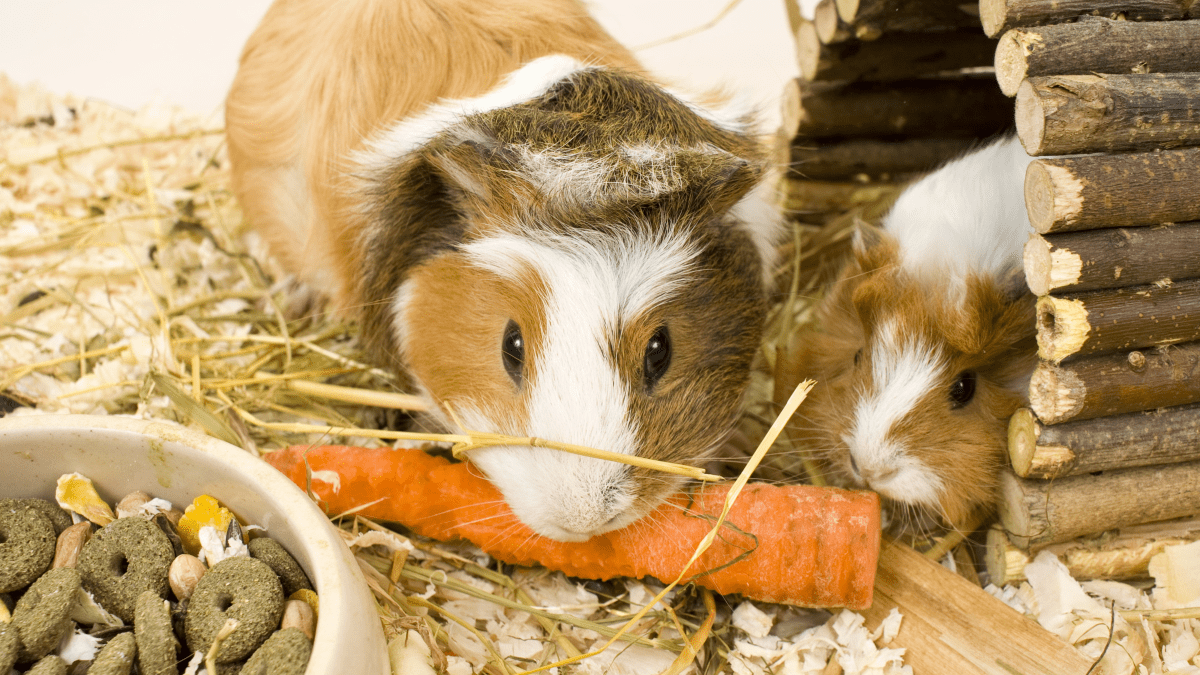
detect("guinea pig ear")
(684, 149), (763, 215)
(997, 264), (1032, 303)
(849, 221), (899, 272)
(850, 221), (882, 258)
(423, 129), (537, 222)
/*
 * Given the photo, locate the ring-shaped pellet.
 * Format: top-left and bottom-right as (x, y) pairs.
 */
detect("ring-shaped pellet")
(0, 502), (55, 593)
(87, 632), (137, 675)
(247, 537), (312, 596)
(134, 590), (178, 675)
(12, 567), (81, 661)
(78, 517), (173, 622)
(186, 557), (284, 663)
(241, 628), (312, 675)
(18, 499), (72, 536)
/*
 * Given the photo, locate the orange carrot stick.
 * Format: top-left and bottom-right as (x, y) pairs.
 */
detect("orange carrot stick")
(265, 445), (881, 609)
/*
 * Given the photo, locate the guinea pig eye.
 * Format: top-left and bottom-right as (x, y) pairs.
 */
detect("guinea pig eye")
(643, 326), (671, 392)
(949, 370), (976, 408)
(501, 320), (525, 386)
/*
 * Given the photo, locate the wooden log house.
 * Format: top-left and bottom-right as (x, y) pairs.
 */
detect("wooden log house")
(783, 0), (1200, 604)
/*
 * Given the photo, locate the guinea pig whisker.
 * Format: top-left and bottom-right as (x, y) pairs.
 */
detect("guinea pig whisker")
(420, 499), (510, 519)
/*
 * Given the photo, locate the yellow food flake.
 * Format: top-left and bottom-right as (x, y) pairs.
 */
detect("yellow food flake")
(289, 588), (319, 622)
(177, 494), (235, 556)
(55, 473), (115, 526)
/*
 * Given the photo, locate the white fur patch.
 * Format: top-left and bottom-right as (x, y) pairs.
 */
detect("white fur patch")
(883, 136), (1035, 294)
(662, 84), (759, 136)
(847, 320), (946, 506)
(455, 229), (702, 540)
(355, 55), (592, 173)
(729, 171), (785, 289)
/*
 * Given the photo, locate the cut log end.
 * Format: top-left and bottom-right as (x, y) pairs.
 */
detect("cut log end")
(1025, 160), (1084, 234)
(780, 78), (802, 140)
(1023, 235), (1053, 297)
(1024, 233), (1086, 297)
(998, 471), (1034, 550)
(1007, 408), (1038, 477)
(1014, 79), (1047, 155)
(994, 31), (1030, 96)
(797, 21), (822, 82)
(985, 526), (1027, 586)
(979, 0), (1009, 37)
(1036, 295), (1091, 364)
(834, 0), (861, 23)
(814, 0), (846, 43)
(1029, 360), (1086, 425)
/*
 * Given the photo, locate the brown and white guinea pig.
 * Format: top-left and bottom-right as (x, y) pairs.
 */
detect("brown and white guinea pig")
(793, 136), (1038, 531)
(224, 0), (783, 541)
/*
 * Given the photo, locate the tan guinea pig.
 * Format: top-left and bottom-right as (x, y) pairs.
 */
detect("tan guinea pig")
(225, 0), (784, 542)
(793, 136), (1037, 531)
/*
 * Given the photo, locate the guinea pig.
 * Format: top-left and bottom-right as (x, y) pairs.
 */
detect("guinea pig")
(224, 0), (783, 542)
(792, 136), (1037, 531)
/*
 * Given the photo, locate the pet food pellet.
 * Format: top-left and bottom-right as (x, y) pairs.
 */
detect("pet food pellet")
(177, 495), (235, 556)
(169, 553), (206, 601)
(12, 567), (80, 661)
(241, 627), (312, 675)
(153, 513), (185, 558)
(78, 517), (174, 622)
(248, 537), (312, 596)
(280, 599), (314, 640)
(287, 589), (318, 622)
(0, 501), (55, 593)
(51, 521), (92, 569)
(134, 590), (178, 675)
(0, 623), (19, 673)
(115, 491), (152, 518)
(25, 654), (67, 675)
(55, 473), (115, 526)
(18, 499), (72, 535)
(88, 631), (137, 675)
(186, 556), (284, 663)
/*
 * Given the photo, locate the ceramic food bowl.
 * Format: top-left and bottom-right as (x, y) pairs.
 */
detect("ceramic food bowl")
(0, 413), (388, 674)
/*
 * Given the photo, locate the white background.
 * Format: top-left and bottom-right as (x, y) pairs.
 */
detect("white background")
(0, 0), (811, 126)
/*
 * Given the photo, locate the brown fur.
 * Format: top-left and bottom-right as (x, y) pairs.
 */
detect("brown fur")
(399, 251), (548, 433)
(794, 233), (1036, 529)
(226, 0), (644, 313)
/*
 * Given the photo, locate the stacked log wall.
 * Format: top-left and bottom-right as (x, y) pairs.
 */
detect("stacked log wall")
(989, 4), (1200, 580)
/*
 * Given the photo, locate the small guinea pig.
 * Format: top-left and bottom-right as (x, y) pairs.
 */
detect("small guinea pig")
(225, 0), (782, 541)
(794, 136), (1037, 530)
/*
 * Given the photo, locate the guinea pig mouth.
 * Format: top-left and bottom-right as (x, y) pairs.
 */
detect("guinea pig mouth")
(465, 445), (649, 542)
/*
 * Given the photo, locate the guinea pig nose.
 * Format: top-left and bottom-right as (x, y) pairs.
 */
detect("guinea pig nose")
(848, 454), (861, 477)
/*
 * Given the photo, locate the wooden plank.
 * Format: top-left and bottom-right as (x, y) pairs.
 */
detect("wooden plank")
(1035, 279), (1200, 362)
(999, 462), (1200, 547)
(987, 518), (1200, 585)
(1010, 401), (1200, 478)
(861, 540), (1094, 675)
(835, 0), (982, 38)
(1024, 222), (1200, 296)
(795, 78), (1012, 140)
(1017, 73), (1200, 156)
(981, 0), (1192, 38)
(995, 17), (1200, 96)
(798, 27), (995, 82)
(1024, 146), (1200, 234)
(792, 137), (979, 180)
